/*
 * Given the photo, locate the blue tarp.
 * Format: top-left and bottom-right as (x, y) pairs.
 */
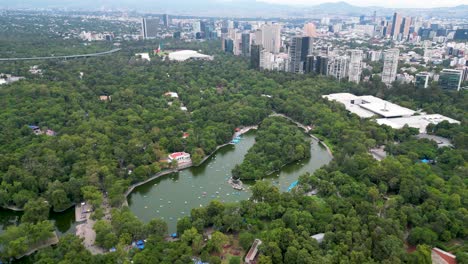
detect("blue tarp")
(421, 159), (430, 163)
(171, 233), (177, 238)
(288, 180), (299, 192)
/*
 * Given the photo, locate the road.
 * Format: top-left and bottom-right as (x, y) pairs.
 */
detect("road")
(0, 48), (121, 61)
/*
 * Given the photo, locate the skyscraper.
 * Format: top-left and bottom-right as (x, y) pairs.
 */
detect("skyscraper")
(251, 44), (261, 70)
(258, 24), (281, 54)
(289, 37), (313, 74)
(400, 17), (412, 40)
(382, 49), (400, 85)
(162, 14), (170, 27)
(141, 18), (159, 39)
(391, 13), (402, 39)
(315, 56), (329, 75)
(241, 33), (251, 57)
(348, 50), (363, 83)
(303, 23), (317, 37)
(224, 38), (234, 53)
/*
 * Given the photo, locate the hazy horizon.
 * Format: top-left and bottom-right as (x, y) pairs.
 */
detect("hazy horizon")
(257, 0), (467, 8)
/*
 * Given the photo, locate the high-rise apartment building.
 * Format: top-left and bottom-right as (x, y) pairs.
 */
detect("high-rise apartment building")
(348, 50), (363, 83)
(289, 37), (313, 73)
(141, 18), (159, 39)
(382, 49), (400, 85)
(391, 13), (403, 39)
(327, 56), (349, 81)
(303, 23), (317, 37)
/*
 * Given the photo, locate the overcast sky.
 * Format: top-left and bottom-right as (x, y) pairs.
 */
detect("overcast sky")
(258, 0), (467, 8)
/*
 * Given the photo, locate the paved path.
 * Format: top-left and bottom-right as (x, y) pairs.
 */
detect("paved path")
(76, 197), (112, 255)
(0, 48), (121, 61)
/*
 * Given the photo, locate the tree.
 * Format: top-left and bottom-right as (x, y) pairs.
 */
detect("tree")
(239, 232), (254, 250)
(207, 231), (227, 253)
(177, 217), (192, 236)
(22, 198), (50, 224)
(49, 188), (71, 211)
(257, 255), (273, 264)
(81, 186), (103, 209)
(94, 220), (114, 249)
(409, 245), (431, 264)
(408, 227), (438, 246)
(229, 256), (241, 264)
(146, 218), (168, 237)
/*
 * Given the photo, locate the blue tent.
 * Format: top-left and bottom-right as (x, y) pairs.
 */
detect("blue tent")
(171, 233), (177, 238)
(421, 159), (430, 164)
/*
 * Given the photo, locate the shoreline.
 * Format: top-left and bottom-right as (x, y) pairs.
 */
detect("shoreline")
(123, 125), (258, 200)
(0, 115), (333, 213)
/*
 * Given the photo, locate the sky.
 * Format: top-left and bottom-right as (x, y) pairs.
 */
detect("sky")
(257, 0), (468, 8)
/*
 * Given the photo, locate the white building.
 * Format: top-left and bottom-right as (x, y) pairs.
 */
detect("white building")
(327, 56), (349, 81)
(376, 114), (460, 133)
(382, 49), (400, 85)
(135, 53), (151, 61)
(348, 50), (363, 83)
(323, 93), (460, 133)
(168, 50), (213, 61)
(168, 152), (191, 165)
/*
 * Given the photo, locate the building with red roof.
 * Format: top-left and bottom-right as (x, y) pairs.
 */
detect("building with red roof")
(432, 247), (457, 264)
(168, 152), (191, 165)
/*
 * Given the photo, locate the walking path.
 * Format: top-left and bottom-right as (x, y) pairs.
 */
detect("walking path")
(0, 48), (121, 61)
(76, 197), (112, 255)
(269, 113), (333, 157)
(16, 231), (59, 259)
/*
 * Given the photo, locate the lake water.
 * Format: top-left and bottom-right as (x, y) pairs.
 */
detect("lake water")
(128, 131), (332, 233)
(0, 131), (332, 235)
(0, 206), (77, 236)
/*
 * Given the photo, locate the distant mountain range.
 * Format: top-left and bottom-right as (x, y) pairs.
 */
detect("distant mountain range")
(1, 0), (467, 18)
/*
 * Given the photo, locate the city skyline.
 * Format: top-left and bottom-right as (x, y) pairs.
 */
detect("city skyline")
(257, 0), (467, 8)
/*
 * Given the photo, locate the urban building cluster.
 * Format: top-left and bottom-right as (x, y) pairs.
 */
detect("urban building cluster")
(214, 12), (468, 90)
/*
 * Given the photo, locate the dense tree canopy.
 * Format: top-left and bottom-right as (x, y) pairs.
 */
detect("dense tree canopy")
(232, 116), (311, 180)
(0, 15), (466, 263)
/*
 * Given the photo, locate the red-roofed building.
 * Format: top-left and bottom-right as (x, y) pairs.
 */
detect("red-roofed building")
(245, 239), (262, 264)
(182, 132), (190, 139)
(168, 152), (191, 165)
(432, 247), (457, 264)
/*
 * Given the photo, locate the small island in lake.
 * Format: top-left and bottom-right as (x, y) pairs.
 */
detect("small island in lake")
(232, 116), (311, 180)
